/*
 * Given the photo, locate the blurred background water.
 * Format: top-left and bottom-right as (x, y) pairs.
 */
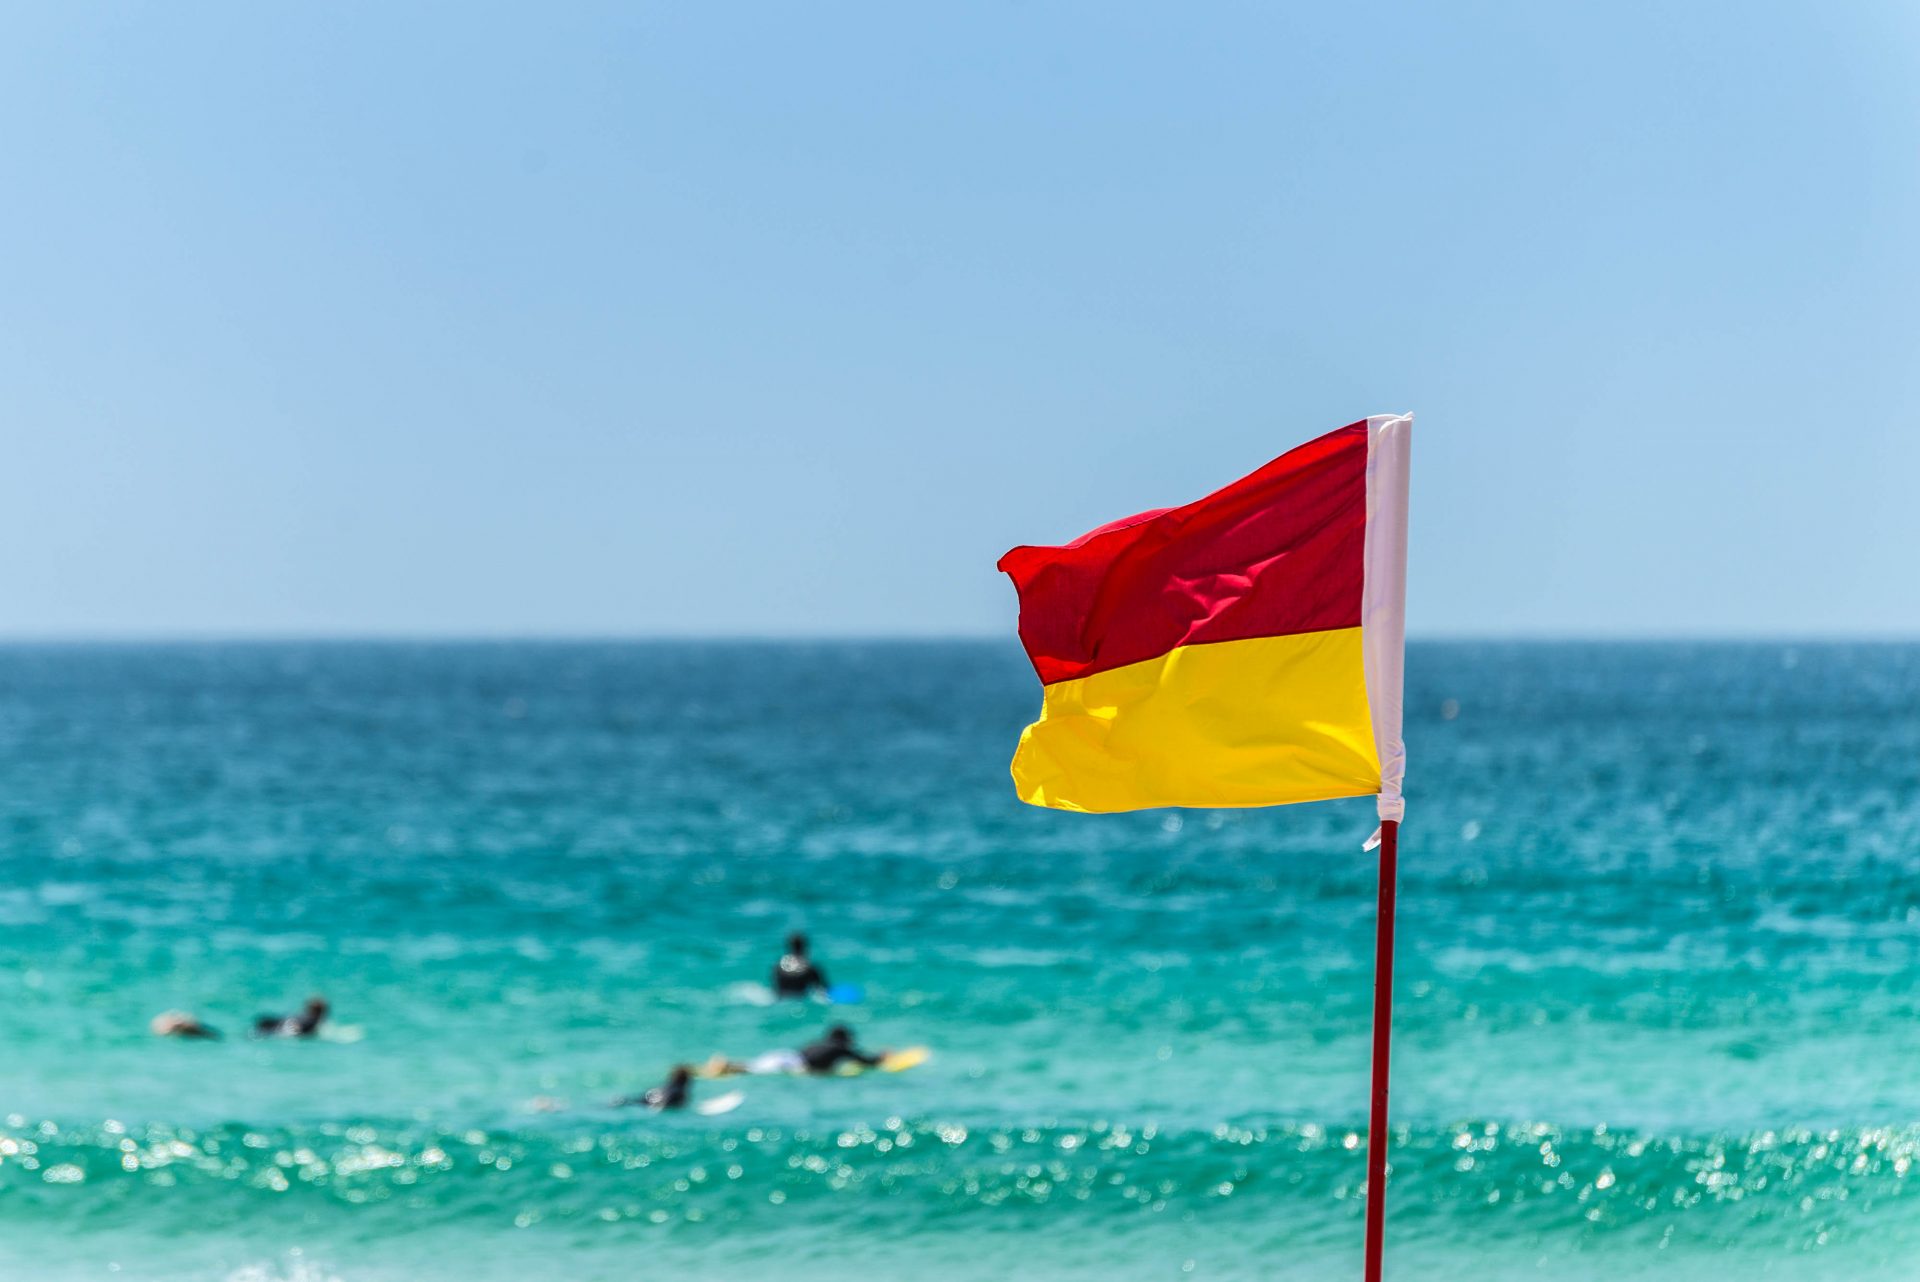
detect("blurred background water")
(2, 640), (1917, 1280)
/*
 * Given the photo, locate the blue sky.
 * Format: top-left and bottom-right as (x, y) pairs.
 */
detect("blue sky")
(3, 3), (1915, 638)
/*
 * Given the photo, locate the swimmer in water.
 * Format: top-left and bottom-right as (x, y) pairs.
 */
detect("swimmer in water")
(252, 996), (329, 1039)
(771, 931), (828, 1000)
(613, 1064), (693, 1110)
(150, 1010), (221, 1040)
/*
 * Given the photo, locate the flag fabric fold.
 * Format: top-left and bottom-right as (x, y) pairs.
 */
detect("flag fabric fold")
(999, 415), (1412, 817)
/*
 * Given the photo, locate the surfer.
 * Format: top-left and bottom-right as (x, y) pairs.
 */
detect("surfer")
(771, 931), (829, 1000)
(703, 1024), (888, 1077)
(150, 1010), (221, 1039)
(614, 1064), (693, 1110)
(252, 996), (329, 1039)
(799, 1024), (884, 1073)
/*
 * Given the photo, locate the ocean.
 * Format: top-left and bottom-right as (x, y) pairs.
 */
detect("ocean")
(2, 640), (1917, 1280)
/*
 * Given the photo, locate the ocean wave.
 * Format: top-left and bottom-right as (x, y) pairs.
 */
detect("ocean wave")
(4, 1113), (1915, 1256)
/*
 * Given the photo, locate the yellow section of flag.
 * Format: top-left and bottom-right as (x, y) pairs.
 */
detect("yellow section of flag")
(1010, 628), (1381, 814)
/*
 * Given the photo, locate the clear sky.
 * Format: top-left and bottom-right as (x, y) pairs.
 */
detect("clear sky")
(3, 3), (1915, 639)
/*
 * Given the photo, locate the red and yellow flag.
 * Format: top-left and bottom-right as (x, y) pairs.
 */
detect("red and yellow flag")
(999, 415), (1411, 815)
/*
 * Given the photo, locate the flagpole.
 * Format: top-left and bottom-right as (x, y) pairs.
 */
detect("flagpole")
(1362, 818), (1399, 1282)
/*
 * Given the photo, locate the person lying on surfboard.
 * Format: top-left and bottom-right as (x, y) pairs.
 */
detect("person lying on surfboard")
(799, 1025), (884, 1073)
(771, 931), (830, 1000)
(704, 1024), (889, 1077)
(613, 1064), (693, 1110)
(252, 996), (329, 1039)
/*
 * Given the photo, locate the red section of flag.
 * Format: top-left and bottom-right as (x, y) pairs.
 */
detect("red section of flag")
(997, 422), (1368, 686)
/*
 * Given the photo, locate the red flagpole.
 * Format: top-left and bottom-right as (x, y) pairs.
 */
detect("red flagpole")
(1363, 818), (1399, 1282)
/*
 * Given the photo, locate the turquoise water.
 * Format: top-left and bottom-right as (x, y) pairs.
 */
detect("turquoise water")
(3, 641), (1918, 1280)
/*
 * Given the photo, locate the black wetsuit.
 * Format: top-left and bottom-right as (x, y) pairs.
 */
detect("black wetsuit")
(772, 952), (827, 1000)
(253, 1008), (325, 1039)
(617, 1077), (690, 1110)
(799, 1036), (882, 1074)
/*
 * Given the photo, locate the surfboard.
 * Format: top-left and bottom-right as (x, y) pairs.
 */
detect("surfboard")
(880, 1046), (929, 1072)
(734, 981), (861, 1006)
(835, 1046), (930, 1075)
(696, 1089), (745, 1116)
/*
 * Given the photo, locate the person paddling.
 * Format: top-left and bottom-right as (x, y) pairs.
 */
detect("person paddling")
(797, 1024), (884, 1073)
(704, 1024), (888, 1077)
(614, 1064), (693, 1110)
(253, 996), (329, 1039)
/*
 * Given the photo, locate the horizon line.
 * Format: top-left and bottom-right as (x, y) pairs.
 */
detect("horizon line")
(0, 630), (1915, 647)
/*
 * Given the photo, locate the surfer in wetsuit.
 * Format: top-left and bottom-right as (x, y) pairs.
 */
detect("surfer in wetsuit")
(614, 1064), (693, 1110)
(772, 932), (828, 1000)
(799, 1025), (884, 1074)
(253, 996), (329, 1039)
(702, 1025), (887, 1077)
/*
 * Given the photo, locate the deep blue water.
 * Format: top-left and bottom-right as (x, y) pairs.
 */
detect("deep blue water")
(2, 640), (1918, 1280)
